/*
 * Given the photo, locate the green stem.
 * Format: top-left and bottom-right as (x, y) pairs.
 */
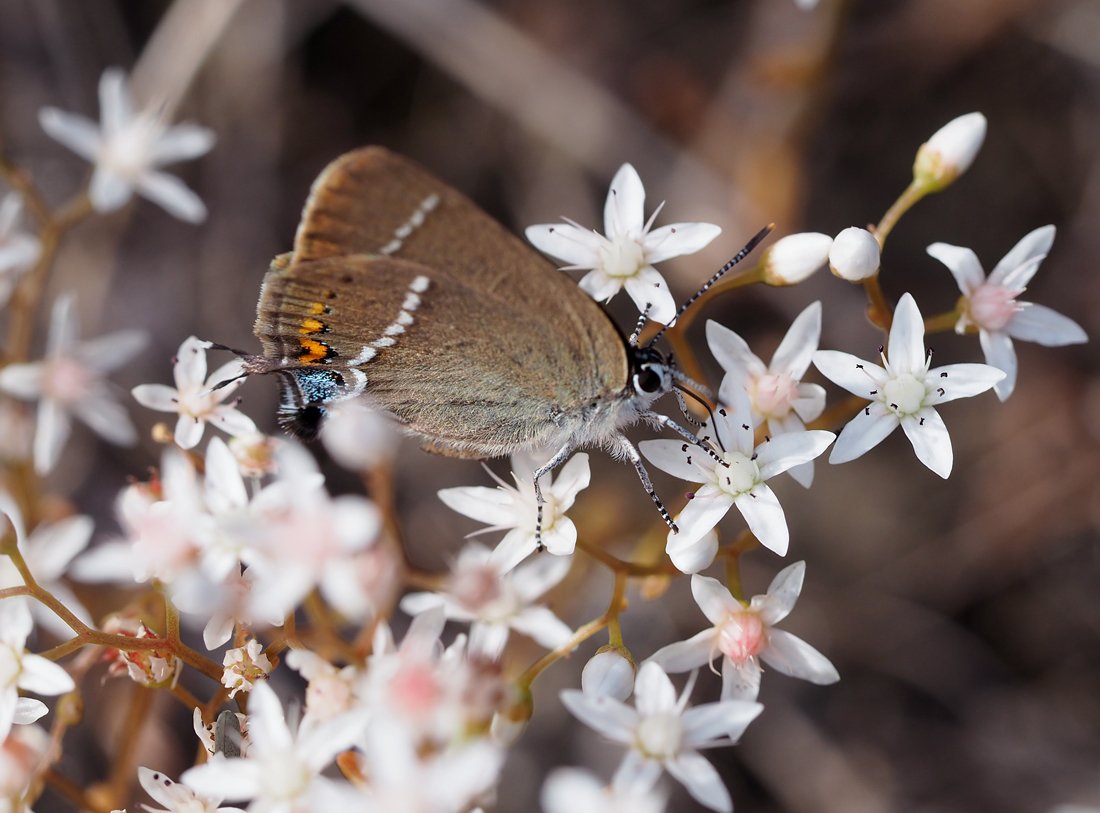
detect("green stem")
(876, 179), (927, 247)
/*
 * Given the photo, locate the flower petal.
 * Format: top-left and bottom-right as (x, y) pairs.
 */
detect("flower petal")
(887, 293), (926, 375)
(38, 108), (101, 161)
(690, 574), (741, 625)
(245, 680), (292, 753)
(634, 661), (677, 715)
(577, 267), (623, 301)
(136, 171), (208, 223)
(667, 528), (718, 574)
(927, 362), (1005, 404)
(644, 222), (721, 263)
(72, 390), (137, 446)
(671, 491), (733, 550)
(34, 398), (71, 475)
(706, 320), (764, 380)
(551, 452), (591, 507)
(761, 628), (840, 685)
(647, 628), (719, 673)
(720, 657), (761, 701)
(604, 163), (645, 238)
(14, 696), (47, 725)
(681, 699), (763, 745)
(926, 242), (985, 295)
(18, 653), (75, 695)
(980, 330), (1017, 401)
(812, 350), (885, 397)
(612, 751), (664, 798)
(1006, 303), (1088, 346)
(89, 167), (134, 213)
(151, 124), (216, 165)
(623, 266), (676, 325)
(734, 485), (788, 555)
(989, 225), (1055, 284)
(828, 406), (898, 465)
(0, 362), (44, 400)
(759, 560), (805, 624)
(182, 757), (262, 800)
(665, 751), (732, 813)
(639, 439), (708, 483)
(509, 606), (573, 650)
(560, 689), (637, 744)
(26, 515), (93, 580)
(131, 383), (180, 412)
(525, 222), (603, 267)
(174, 414), (205, 449)
(770, 301), (822, 377)
(754, 429), (834, 480)
(98, 68), (133, 135)
(900, 408), (952, 478)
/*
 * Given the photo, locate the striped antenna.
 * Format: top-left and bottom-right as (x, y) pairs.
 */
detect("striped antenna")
(646, 223), (774, 348)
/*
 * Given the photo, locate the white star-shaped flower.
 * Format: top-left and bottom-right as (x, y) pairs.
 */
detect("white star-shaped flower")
(39, 67), (215, 222)
(647, 563), (838, 701)
(927, 225), (1087, 401)
(137, 766), (245, 813)
(0, 599), (76, 740)
(0, 292), (145, 474)
(561, 661), (762, 813)
(640, 383), (834, 566)
(813, 292), (1005, 478)
(182, 680), (368, 811)
(132, 336), (256, 449)
(0, 193), (41, 309)
(526, 164), (721, 324)
(400, 543), (573, 660)
(707, 301), (827, 487)
(438, 451), (590, 572)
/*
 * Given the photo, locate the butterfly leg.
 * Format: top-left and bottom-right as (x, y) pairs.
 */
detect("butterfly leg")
(642, 411), (728, 465)
(531, 442), (575, 552)
(614, 433), (678, 534)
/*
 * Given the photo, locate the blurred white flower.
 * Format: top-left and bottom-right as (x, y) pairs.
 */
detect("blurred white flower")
(0, 194), (41, 309)
(562, 662), (762, 813)
(0, 489), (94, 640)
(829, 226), (880, 281)
(320, 398), (400, 471)
(0, 599), (75, 740)
(927, 225), (1086, 400)
(0, 724), (50, 804)
(648, 564), (838, 701)
(439, 451), (590, 572)
(761, 232), (831, 286)
(131, 336), (256, 449)
(707, 301), (827, 487)
(526, 164), (721, 324)
(0, 292), (145, 474)
(542, 767), (667, 813)
(39, 67), (215, 222)
(639, 383), (834, 562)
(221, 640), (272, 699)
(913, 112), (987, 191)
(401, 543), (573, 660)
(813, 292), (1005, 477)
(137, 766), (244, 813)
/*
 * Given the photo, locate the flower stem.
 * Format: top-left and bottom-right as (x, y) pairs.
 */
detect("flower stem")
(876, 179), (926, 247)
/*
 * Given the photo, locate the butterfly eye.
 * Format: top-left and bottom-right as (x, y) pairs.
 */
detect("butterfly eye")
(634, 366), (663, 395)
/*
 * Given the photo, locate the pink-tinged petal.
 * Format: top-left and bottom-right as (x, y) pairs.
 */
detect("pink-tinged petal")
(754, 429), (834, 480)
(759, 560), (805, 624)
(665, 751), (732, 813)
(72, 391), (137, 446)
(182, 756), (262, 800)
(174, 336), (210, 391)
(612, 750), (664, 797)
(0, 690), (16, 740)
(398, 591), (447, 617)
(706, 320), (765, 380)
(647, 628), (719, 673)
(0, 362), (44, 399)
(672, 491), (733, 549)
(812, 350), (886, 397)
(89, 167), (134, 213)
(681, 699), (764, 745)
(771, 301), (822, 377)
(989, 225), (1055, 285)
(131, 383), (180, 412)
(510, 606), (573, 650)
(577, 268), (622, 301)
(887, 294), (927, 375)
(623, 266), (676, 325)
(721, 657), (761, 701)
(524, 223), (603, 267)
(14, 696), (47, 725)
(511, 551), (572, 601)
(639, 439), (708, 483)
(644, 222), (721, 263)
(27, 515), (93, 579)
(980, 330), (1017, 401)
(927, 243), (985, 295)
(900, 408), (953, 478)
(734, 485), (788, 555)
(18, 654), (75, 695)
(791, 382), (826, 423)
(0, 598), (32, 646)
(690, 574), (741, 625)
(174, 414), (205, 449)
(550, 452), (591, 507)
(604, 163), (646, 238)
(38, 108), (101, 161)
(401, 603), (446, 658)
(829, 407), (898, 465)
(98, 68), (132, 135)
(76, 329), (147, 372)
(928, 362), (1004, 404)
(136, 171), (207, 223)
(471, 621), (511, 660)
(1006, 302), (1088, 346)
(245, 681), (292, 753)
(667, 528), (718, 574)
(34, 398), (71, 475)
(634, 661), (677, 715)
(761, 629), (839, 685)
(560, 689), (638, 743)
(151, 124), (216, 165)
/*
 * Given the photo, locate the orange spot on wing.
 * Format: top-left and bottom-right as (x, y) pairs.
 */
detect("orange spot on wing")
(299, 316), (325, 334)
(298, 338), (331, 363)
(309, 302), (326, 315)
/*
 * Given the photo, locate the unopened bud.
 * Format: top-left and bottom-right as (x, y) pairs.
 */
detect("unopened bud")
(829, 227), (881, 282)
(762, 232), (832, 286)
(581, 647), (636, 701)
(913, 112), (987, 192)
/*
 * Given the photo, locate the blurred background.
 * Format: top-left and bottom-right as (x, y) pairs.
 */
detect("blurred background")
(2, 0), (1099, 810)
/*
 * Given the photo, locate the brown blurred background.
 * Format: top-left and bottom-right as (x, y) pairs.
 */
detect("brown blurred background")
(2, 0), (1099, 811)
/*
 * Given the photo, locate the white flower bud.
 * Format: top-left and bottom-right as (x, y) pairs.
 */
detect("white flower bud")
(581, 648), (635, 701)
(829, 227), (881, 282)
(762, 232), (832, 286)
(913, 112), (987, 191)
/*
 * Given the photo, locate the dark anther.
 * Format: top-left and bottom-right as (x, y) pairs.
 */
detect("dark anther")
(741, 424), (750, 431)
(718, 408), (727, 416)
(855, 363), (864, 369)
(865, 406), (871, 415)
(937, 387), (945, 396)
(940, 371), (948, 378)
(870, 390), (878, 395)
(681, 443), (689, 452)
(920, 417), (926, 425)
(889, 402), (898, 409)
(686, 492), (695, 500)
